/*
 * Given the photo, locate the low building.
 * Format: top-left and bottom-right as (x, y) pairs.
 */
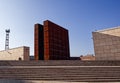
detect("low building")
(70, 57), (80, 60)
(80, 55), (95, 60)
(30, 56), (34, 60)
(0, 46), (29, 60)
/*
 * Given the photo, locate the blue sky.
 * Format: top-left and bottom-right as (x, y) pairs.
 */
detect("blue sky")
(0, 0), (120, 56)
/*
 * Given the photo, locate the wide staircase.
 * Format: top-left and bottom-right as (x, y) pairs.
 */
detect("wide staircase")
(0, 60), (120, 82)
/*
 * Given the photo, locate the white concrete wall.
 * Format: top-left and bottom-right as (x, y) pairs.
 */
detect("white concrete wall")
(0, 46), (29, 60)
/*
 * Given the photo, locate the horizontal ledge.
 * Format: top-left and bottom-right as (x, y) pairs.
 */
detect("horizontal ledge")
(0, 66), (120, 68)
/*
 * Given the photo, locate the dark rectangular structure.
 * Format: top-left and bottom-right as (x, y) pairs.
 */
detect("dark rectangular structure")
(34, 24), (44, 60)
(34, 20), (70, 60)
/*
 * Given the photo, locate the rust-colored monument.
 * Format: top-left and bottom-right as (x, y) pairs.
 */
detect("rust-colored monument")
(34, 20), (70, 60)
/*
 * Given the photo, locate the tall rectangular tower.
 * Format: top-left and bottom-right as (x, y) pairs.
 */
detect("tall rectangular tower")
(34, 20), (70, 60)
(44, 20), (70, 60)
(34, 24), (44, 60)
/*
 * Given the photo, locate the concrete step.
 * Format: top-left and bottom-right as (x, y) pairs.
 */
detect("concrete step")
(0, 60), (120, 66)
(0, 61), (120, 82)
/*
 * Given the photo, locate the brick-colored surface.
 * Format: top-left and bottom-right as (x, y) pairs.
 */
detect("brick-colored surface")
(44, 20), (70, 60)
(34, 24), (44, 60)
(92, 27), (120, 60)
(34, 20), (70, 60)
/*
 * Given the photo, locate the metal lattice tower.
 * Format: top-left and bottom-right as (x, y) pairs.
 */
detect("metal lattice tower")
(5, 29), (10, 50)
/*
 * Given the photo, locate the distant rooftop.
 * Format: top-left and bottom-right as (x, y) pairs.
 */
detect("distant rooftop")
(0, 46), (29, 52)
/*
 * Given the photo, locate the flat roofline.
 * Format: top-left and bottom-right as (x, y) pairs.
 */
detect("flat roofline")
(34, 23), (43, 27)
(94, 26), (120, 32)
(0, 46), (29, 52)
(44, 20), (69, 31)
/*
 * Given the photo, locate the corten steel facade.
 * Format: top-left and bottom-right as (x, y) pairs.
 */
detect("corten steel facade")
(34, 24), (44, 60)
(34, 20), (70, 60)
(92, 26), (120, 60)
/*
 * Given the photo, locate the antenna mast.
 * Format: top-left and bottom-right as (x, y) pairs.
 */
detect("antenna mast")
(5, 29), (10, 50)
